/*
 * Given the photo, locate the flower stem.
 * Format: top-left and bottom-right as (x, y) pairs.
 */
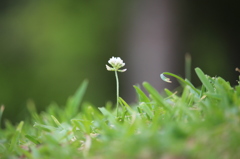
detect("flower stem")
(115, 70), (119, 116)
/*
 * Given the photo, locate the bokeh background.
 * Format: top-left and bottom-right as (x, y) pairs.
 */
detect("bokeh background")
(0, 0), (239, 124)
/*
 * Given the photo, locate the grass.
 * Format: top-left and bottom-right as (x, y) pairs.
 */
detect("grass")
(0, 67), (240, 159)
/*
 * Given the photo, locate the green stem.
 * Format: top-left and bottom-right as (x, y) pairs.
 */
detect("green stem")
(115, 70), (119, 116)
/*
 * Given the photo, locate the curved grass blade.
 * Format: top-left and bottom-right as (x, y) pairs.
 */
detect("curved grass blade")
(160, 72), (200, 95)
(160, 74), (172, 83)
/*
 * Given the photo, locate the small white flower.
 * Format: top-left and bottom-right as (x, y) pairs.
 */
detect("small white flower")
(106, 56), (127, 72)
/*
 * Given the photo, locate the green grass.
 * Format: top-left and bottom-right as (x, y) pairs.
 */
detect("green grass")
(1, 68), (240, 159)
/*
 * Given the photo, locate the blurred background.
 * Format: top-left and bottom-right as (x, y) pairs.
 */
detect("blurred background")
(0, 0), (239, 124)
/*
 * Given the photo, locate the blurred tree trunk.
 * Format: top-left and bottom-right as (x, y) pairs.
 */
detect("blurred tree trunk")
(122, 0), (183, 103)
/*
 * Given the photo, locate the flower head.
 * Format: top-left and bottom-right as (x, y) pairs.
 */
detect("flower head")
(106, 57), (127, 72)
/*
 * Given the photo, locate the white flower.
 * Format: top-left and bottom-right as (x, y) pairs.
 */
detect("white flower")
(106, 56), (127, 72)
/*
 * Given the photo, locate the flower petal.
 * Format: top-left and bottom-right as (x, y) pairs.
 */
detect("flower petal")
(118, 68), (127, 72)
(106, 65), (115, 71)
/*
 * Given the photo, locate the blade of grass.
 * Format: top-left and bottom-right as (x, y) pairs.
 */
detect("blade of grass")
(33, 122), (57, 132)
(164, 89), (179, 101)
(133, 85), (151, 109)
(51, 115), (63, 129)
(98, 107), (116, 123)
(143, 82), (170, 111)
(0, 105), (4, 129)
(118, 97), (134, 113)
(66, 80), (88, 117)
(160, 72), (200, 95)
(71, 119), (91, 133)
(195, 68), (214, 93)
(25, 135), (41, 145)
(27, 100), (42, 123)
(9, 121), (24, 152)
(200, 85), (206, 97)
(185, 53), (192, 81)
(139, 103), (154, 119)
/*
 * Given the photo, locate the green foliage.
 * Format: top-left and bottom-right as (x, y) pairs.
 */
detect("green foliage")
(1, 68), (240, 158)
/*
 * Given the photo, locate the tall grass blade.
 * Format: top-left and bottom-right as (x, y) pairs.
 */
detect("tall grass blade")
(195, 68), (214, 93)
(133, 85), (151, 108)
(8, 121), (24, 152)
(0, 105), (4, 129)
(66, 80), (88, 117)
(118, 97), (133, 113)
(185, 53), (192, 81)
(143, 82), (169, 111)
(27, 100), (42, 123)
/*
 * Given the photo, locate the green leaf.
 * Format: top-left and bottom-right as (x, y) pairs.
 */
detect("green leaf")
(51, 115), (63, 129)
(160, 72), (200, 95)
(139, 103), (154, 119)
(0, 105), (4, 129)
(9, 121), (24, 152)
(185, 53), (192, 81)
(160, 74), (172, 83)
(25, 135), (41, 145)
(71, 119), (92, 133)
(27, 100), (42, 123)
(33, 122), (57, 132)
(195, 68), (215, 93)
(65, 80), (88, 118)
(98, 107), (116, 123)
(164, 89), (179, 100)
(133, 85), (151, 109)
(118, 97), (134, 113)
(143, 82), (169, 111)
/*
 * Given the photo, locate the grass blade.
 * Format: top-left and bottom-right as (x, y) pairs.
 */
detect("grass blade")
(25, 135), (41, 145)
(65, 80), (88, 117)
(139, 103), (154, 119)
(9, 121), (24, 152)
(185, 53), (192, 81)
(51, 115), (63, 129)
(133, 85), (150, 103)
(33, 122), (57, 132)
(195, 68), (214, 93)
(98, 107), (116, 123)
(118, 97), (134, 113)
(160, 72), (200, 95)
(0, 105), (4, 129)
(143, 82), (169, 111)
